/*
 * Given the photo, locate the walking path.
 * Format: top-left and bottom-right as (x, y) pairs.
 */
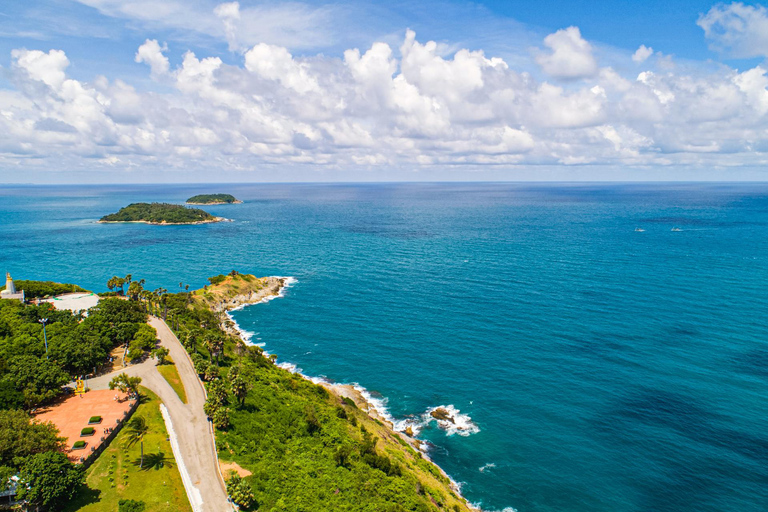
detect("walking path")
(87, 317), (232, 512)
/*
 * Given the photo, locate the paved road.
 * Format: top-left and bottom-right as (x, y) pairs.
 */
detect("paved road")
(88, 317), (232, 512)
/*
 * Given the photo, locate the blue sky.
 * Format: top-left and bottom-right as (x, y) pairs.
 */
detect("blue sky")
(1, 1), (768, 182)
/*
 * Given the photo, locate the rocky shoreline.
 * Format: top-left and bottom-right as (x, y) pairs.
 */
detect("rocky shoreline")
(222, 276), (478, 510)
(210, 276), (286, 313)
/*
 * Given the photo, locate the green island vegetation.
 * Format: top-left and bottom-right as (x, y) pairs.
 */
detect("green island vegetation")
(157, 361), (188, 404)
(1, 280), (88, 299)
(63, 388), (192, 512)
(186, 193), (241, 205)
(99, 203), (220, 225)
(129, 271), (473, 512)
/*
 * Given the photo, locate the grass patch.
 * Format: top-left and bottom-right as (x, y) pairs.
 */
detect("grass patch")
(157, 362), (187, 404)
(63, 387), (191, 512)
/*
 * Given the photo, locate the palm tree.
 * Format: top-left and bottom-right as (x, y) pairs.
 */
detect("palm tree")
(231, 374), (248, 407)
(206, 333), (224, 364)
(124, 416), (149, 468)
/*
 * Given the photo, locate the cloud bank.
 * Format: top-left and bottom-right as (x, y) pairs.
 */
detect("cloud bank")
(2, 2), (768, 177)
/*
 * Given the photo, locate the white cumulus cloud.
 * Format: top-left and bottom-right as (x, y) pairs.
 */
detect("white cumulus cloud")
(536, 26), (598, 79)
(632, 44), (654, 63)
(698, 2), (768, 58)
(135, 39), (170, 79)
(3, 28), (768, 175)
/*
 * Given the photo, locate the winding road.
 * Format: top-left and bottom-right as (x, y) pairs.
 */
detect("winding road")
(87, 317), (232, 512)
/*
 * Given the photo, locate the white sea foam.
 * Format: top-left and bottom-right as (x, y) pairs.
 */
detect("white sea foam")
(425, 404), (480, 437)
(352, 383), (394, 422)
(277, 361), (300, 374)
(478, 463), (496, 473)
(226, 276), (297, 346)
(224, 275), (482, 508)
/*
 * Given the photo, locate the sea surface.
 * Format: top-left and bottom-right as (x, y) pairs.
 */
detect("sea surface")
(1, 182), (767, 512)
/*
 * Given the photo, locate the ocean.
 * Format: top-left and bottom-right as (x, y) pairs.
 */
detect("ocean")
(1, 182), (766, 512)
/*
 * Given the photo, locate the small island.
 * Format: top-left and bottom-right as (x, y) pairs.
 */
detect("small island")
(186, 193), (242, 205)
(99, 202), (225, 225)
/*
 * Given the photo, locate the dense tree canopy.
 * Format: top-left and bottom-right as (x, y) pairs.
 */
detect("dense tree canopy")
(186, 194), (240, 204)
(0, 409), (63, 469)
(100, 203), (217, 224)
(0, 297), (149, 409)
(17, 451), (84, 509)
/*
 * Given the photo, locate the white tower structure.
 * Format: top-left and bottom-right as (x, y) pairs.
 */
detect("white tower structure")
(5, 273), (15, 295)
(1, 273), (24, 301)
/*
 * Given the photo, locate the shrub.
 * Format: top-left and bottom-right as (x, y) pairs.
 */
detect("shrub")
(208, 275), (227, 286)
(225, 473), (256, 509)
(118, 499), (146, 512)
(80, 427), (95, 436)
(88, 416), (102, 424)
(72, 441), (86, 449)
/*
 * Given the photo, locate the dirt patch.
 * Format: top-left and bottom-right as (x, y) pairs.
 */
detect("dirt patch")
(219, 461), (252, 477)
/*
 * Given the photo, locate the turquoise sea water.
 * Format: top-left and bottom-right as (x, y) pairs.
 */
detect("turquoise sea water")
(1, 183), (766, 512)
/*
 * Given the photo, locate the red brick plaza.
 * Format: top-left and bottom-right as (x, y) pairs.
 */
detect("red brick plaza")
(34, 390), (136, 463)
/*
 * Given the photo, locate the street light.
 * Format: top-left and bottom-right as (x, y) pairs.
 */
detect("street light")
(38, 318), (49, 359)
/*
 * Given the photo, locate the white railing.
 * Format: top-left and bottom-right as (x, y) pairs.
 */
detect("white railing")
(160, 404), (204, 512)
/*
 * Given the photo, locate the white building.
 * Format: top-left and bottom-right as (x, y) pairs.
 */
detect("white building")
(0, 273), (24, 302)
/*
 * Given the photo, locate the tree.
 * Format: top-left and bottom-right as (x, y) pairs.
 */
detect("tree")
(225, 472), (256, 509)
(17, 451), (84, 510)
(152, 346), (170, 365)
(230, 374), (249, 408)
(107, 276), (126, 296)
(205, 333), (224, 364)
(212, 407), (230, 430)
(109, 373), (142, 396)
(9, 355), (70, 407)
(0, 380), (24, 411)
(207, 379), (228, 406)
(0, 410), (63, 468)
(124, 416), (149, 468)
(203, 364), (219, 382)
(127, 281), (143, 301)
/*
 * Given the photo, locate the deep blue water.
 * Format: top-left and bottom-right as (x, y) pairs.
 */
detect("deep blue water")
(1, 183), (767, 512)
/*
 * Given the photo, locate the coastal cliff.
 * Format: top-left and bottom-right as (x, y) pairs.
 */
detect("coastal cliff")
(175, 272), (475, 511)
(192, 273), (286, 313)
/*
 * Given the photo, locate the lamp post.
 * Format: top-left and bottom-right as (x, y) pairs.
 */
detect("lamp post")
(39, 318), (49, 359)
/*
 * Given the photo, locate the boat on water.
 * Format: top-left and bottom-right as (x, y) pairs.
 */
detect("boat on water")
(671, 227), (682, 231)
(635, 227), (645, 232)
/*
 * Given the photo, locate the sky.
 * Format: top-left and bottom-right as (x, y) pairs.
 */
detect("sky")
(2, 0), (768, 183)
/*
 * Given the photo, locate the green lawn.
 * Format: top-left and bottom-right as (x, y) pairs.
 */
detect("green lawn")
(157, 361), (188, 404)
(64, 388), (192, 512)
